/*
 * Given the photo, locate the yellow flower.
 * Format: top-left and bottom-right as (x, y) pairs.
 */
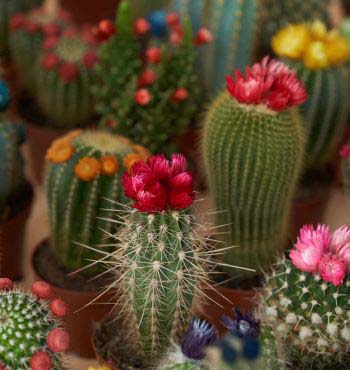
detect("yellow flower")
(101, 155), (119, 176)
(132, 144), (151, 161)
(123, 153), (144, 172)
(272, 24), (311, 59)
(46, 140), (74, 164)
(303, 41), (329, 69)
(310, 20), (327, 40)
(324, 34), (349, 65)
(75, 157), (101, 181)
(87, 366), (111, 370)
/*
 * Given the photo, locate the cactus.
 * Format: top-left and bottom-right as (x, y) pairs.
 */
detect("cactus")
(92, 1), (206, 154)
(0, 80), (26, 219)
(272, 22), (350, 169)
(340, 144), (350, 193)
(129, 0), (170, 17)
(0, 0), (41, 57)
(8, 1), (71, 94)
(36, 27), (98, 128)
(170, 0), (260, 96)
(260, 224), (350, 370)
(202, 57), (306, 277)
(0, 278), (69, 370)
(45, 129), (150, 276)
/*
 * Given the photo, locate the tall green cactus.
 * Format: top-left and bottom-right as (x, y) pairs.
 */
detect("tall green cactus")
(202, 58), (306, 277)
(130, 0), (170, 17)
(45, 129), (150, 275)
(36, 28), (98, 128)
(171, 0), (260, 96)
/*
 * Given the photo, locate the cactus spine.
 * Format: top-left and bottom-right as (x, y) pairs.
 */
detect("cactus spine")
(171, 0), (260, 96)
(45, 130), (150, 275)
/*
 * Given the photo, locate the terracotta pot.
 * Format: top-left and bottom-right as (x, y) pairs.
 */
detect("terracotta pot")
(32, 242), (115, 358)
(0, 184), (33, 280)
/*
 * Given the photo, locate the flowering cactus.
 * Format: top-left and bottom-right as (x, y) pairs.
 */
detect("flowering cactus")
(0, 278), (69, 370)
(260, 224), (350, 369)
(340, 144), (350, 193)
(36, 27), (98, 128)
(202, 57), (306, 277)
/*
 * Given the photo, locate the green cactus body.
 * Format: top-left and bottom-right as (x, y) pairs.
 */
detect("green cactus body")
(129, 0), (170, 17)
(202, 93), (305, 276)
(45, 130), (150, 275)
(261, 258), (350, 369)
(171, 0), (260, 96)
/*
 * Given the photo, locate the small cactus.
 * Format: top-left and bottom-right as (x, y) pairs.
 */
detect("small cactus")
(45, 129), (150, 276)
(36, 27), (98, 128)
(0, 278), (69, 370)
(260, 224), (350, 370)
(340, 144), (350, 193)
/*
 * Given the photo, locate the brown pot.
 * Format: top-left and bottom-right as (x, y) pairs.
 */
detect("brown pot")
(32, 242), (115, 358)
(0, 184), (33, 280)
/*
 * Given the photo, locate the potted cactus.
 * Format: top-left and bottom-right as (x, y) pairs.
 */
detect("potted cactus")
(0, 79), (33, 280)
(32, 129), (150, 357)
(340, 144), (350, 192)
(260, 223), (350, 369)
(272, 20), (350, 236)
(0, 278), (70, 369)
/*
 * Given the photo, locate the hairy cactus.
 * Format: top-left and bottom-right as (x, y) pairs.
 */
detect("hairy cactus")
(171, 0), (260, 96)
(0, 278), (69, 370)
(45, 129), (150, 276)
(202, 57), (306, 277)
(272, 21), (350, 169)
(9, 1), (71, 95)
(92, 1), (206, 154)
(260, 224), (350, 369)
(36, 27), (98, 128)
(340, 144), (350, 193)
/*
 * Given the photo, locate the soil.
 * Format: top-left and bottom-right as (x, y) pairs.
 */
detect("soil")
(33, 241), (114, 292)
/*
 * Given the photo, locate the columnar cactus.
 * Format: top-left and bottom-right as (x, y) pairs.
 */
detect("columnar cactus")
(92, 1), (208, 154)
(340, 144), (350, 192)
(260, 224), (350, 369)
(100, 154), (218, 366)
(0, 278), (69, 370)
(9, 0), (71, 94)
(36, 27), (98, 128)
(171, 0), (260, 96)
(272, 21), (350, 169)
(202, 57), (307, 276)
(45, 129), (150, 275)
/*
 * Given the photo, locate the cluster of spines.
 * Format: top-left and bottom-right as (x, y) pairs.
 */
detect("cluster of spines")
(202, 93), (305, 275)
(260, 257), (350, 369)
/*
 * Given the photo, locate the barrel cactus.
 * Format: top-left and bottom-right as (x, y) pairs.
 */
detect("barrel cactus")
(36, 27), (98, 128)
(260, 224), (350, 369)
(9, 1), (71, 95)
(0, 278), (69, 370)
(340, 144), (350, 192)
(171, 0), (260, 96)
(272, 21), (350, 169)
(45, 129), (150, 276)
(202, 57), (307, 277)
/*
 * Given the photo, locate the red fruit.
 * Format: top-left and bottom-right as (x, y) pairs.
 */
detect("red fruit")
(50, 299), (68, 317)
(134, 18), (150, 35)
(135, 89), (152, 106)
(93, 19), (116, 42)
(170, 31), (183, 46)
(194, 27), (213, 45)
(0, 278), (14, 291)
(59, 63), (80, 83)
(31, 281), (52, 299)
(166, 13), (180, 27)
(42, 23), (61, 37)
(9, 14), (26, 30)
(83, 51), (99, 69)
(138, 69), (156, 87)
(47, 328), (70, 353)
(43, 36), (59, 50)
(171, 88), (189, 102)
(42, 53), (59, 70)
(145, 47), (161, 63)
(30, 351), (52, 370)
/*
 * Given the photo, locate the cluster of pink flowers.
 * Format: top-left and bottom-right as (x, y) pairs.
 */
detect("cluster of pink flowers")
(290, 224), (350, 286)
(226, 57), (308, 112)
(122, 154), (194, 213)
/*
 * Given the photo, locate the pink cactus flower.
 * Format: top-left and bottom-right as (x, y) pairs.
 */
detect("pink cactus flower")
(340, 144), (350, 158)
(319, 253), (346, 286)
(330, 225), (350, 272)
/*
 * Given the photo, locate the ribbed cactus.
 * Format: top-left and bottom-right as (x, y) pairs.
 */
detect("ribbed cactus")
(0, 278), (69, 370)
(202, 57), (306, 276)
(260, 224), (350, 369)
(130, 0), (170, 17)
(340, 144), (350, 192)
(45, 129), (150, 275)
(9, 1), (71, 94)
(171, 0), (260, 96)
(36, 27), (98, 128)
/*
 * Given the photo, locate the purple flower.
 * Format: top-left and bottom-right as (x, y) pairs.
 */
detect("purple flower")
(221, 308), (260, 339)
(181, 319), (217, 360)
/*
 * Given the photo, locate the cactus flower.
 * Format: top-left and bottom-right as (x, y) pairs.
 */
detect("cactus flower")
(221, 308), (260, 338)
(319, 253), (346, 286)
(340, 144), (350, 158)
(330, 225), (350, 272)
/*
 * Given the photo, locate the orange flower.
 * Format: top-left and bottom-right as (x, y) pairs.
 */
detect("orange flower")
(123, 153), (144, 172)
(101, 155), (119, 176)
(64, 129), (83, 141)
(75, 157), (101, 181)
(46, 140), (74, 163)
(132, 144), (151, 161)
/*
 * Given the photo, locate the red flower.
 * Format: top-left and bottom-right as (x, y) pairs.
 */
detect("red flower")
(30, 351), (52, 370)
(122, 154), (194, 213)
(47, 328), (70, 353)
(59, 63), (79, 83)
(138, 69), (156, 87)
(135, 89), (152, 106)
(93, 19), (116, 42)
(134, 18), (150, 35)
(42, 53), (59, 70)
(166, 13), (180, 27)
(194, 28), (213, 45)
(83, 51), (99, 69)
(226, 56), (307, 111)
(170, 31), (183, 46)
(171, 88), (189, 102)
(9, 13), (26, 30)
(145, 47), (161, 63)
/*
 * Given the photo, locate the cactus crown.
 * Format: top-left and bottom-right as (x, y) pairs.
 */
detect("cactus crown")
(0, 278), (69, 370)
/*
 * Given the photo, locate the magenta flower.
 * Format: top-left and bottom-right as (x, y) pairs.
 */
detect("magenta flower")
(340, 144), (350, 158)
(330, 225), (350, 272)
(319, 254), (346, 286)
